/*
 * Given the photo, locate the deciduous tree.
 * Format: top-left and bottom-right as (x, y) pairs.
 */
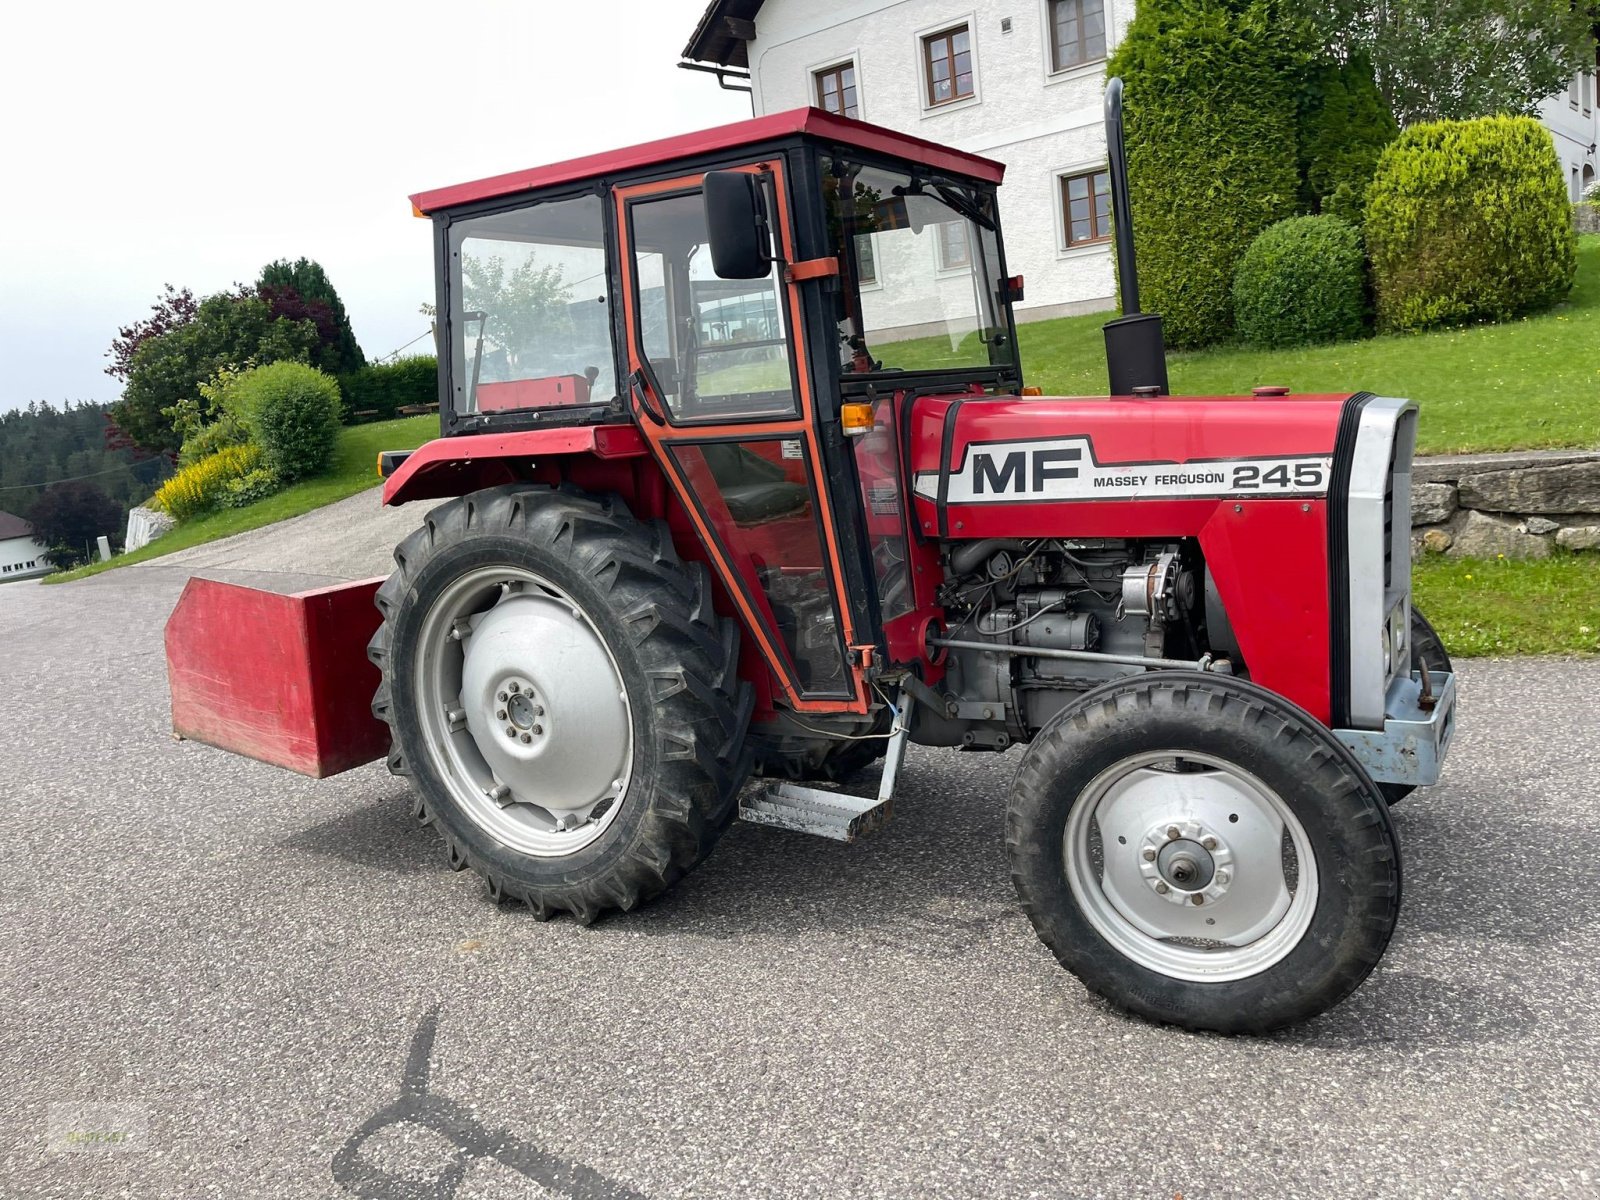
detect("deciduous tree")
(1306, 1), (1599, 126)
(27, 480), (123, 564)
(257, 258), (365, 375)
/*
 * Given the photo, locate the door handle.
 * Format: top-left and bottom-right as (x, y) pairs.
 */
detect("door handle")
(630, 370), (666, 426)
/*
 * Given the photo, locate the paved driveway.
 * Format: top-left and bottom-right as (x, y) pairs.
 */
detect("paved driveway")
(1, 492), (1596, 1198)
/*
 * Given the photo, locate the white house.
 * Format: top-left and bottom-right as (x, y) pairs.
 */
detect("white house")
(0, 511), (50, 582)
(683, 1), (1599, 322)
(685, 0), (1133, 323)
(1541, 61), (1599, 200)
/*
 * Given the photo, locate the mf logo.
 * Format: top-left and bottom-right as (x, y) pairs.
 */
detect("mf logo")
(971, 447), (1082, 494)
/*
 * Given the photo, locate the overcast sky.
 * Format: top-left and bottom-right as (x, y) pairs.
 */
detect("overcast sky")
(0, 0), (748, 413)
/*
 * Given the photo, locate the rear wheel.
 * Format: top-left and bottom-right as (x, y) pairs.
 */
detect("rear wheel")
(1007, 672), (1400, 1033)
(368, 485), (752, 921)
(1379, 606), (1453, 807)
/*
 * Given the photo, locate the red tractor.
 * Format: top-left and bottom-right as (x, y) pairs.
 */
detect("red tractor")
(166, 94), (1455, 1033)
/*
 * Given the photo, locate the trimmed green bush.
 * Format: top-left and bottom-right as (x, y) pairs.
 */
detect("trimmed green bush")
(339, 356), (437, 422)
(1107, 0), (1311, 348)
(177, 411), (250, 466)
(1233, 216), (1368, 348)
(1298, 55), (1397, 223)
(220, 466), (281, 509)
(1366, 116), (1577, 332)
(224, 361), (343, 482)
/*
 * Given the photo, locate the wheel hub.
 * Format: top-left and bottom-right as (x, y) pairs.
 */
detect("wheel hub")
(1063, 751), (1318, 983)
(1140, 819), (1232, 906)
(417, 567), (633, 859)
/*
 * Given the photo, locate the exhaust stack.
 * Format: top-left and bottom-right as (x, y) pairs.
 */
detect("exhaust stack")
(1100, 76), (1170, 396)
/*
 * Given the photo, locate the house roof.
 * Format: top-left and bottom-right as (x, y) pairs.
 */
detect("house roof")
(682, 0), (765, 69)
(0, 511), (35, 541)
(410, 107), (1005, 215)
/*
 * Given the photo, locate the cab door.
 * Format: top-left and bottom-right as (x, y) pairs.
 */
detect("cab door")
(613, 161), (870, 714)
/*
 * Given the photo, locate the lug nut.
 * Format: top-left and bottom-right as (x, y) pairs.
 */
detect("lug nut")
(496, 709), (507, 721)
(520, 733), (532, 744)
(1191, 895), (1205, 906)
(534, 706), (545, 716)
(505, 726), (516, 738)
(1202, 836), (1218, 850)
(497, 691), (508, 702)
(509, 682), (520, 694)
(1155, 882), (1170, 895)
(1166, 826), (1180, 840)
(1142, 848), (1157, 862)
(531, 724), (543, 735)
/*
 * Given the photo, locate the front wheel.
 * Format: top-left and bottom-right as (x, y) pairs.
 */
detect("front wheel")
(1007, 672), (1400, 1033)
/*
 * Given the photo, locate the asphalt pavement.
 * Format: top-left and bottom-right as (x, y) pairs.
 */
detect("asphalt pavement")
(1, 490), (1597, 1199)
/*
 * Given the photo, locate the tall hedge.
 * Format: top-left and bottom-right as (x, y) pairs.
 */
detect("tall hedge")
(1298, 54), (1397, 223)
(1366, 116), (1577, 332)
(1107, 0), (1310, 348)
(339, 356), (438, 422)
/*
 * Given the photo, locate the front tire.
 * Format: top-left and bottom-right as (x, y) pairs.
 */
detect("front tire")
(1007, 672), (1400, 1033)
(368, 485), (752, 921)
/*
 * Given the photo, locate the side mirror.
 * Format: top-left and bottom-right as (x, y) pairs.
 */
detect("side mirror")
(704, 171), (773, 279)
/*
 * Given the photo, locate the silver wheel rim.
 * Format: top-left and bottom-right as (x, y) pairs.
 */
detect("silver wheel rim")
(1063, 750), (1319, 983)
(415, 565), (633, 858)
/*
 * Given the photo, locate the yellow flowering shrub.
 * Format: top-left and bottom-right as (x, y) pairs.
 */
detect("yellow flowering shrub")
(150, 444), (262, 522)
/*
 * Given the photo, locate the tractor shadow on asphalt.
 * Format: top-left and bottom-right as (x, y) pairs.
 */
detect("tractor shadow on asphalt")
(281, 785), (455, 878)
(281, 752), (1550, 1051)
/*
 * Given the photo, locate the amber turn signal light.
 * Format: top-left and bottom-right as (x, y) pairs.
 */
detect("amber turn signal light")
(840, 401), (875, 436)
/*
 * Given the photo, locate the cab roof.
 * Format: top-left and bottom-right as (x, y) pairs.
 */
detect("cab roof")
(409, 107), (1006, 216)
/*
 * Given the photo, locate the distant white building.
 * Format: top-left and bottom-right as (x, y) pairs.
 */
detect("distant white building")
(683, 1), (1599, 324)
(0, 511), (50, 582)
(1541, 58), (1600, 200)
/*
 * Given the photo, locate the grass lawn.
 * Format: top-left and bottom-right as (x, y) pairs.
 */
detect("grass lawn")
(1414, 553), (1600, 657)
(46, 415), (438, 584)
(1010, 235), (1600, 455)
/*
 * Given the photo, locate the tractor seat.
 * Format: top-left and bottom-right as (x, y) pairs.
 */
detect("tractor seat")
(702, 443), (810, 525)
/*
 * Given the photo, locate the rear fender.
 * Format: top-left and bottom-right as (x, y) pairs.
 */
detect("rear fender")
(166, 577), (390, 777)
(382, 425), (648, 506)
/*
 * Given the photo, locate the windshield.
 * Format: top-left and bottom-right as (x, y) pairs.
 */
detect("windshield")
(820, 157), (1014, 379)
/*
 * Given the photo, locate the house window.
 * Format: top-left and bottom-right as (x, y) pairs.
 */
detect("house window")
(1584, 71), (1593, 115)
(855, 233), (878, 285)
(1049, 0), (1106, 72)
(1062, 168), (1113, 247)
(815, 62), (859, 118)
(936, 220), (971, 270)
(923, 25), (974, 106)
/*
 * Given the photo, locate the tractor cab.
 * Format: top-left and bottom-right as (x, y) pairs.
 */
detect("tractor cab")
(402, 109), (1021, 716)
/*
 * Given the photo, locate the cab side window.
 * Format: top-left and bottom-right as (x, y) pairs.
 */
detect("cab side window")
(449, 194), (616, 415)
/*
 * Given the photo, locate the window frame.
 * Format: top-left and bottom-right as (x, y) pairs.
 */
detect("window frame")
(934, 219), (972, 272)
(622, 181), (804, 428)
(918, 19), (979, 112)
(812, 58), (861, 120)
(1046, 0), (1108, 75)
(1058, 165), (1114, 252)
(433, 181), (627, 437)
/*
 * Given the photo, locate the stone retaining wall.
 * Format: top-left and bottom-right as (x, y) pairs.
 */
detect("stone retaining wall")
(124, 506), (174, 553)
(1411, 450), (1600, 558)
(1577, 202), (1600, 235)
